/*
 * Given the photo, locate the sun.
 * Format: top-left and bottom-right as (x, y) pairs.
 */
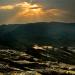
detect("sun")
(16, 2), (44, 18)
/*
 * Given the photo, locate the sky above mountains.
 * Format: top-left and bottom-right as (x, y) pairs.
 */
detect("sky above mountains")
(0, 0), (75, 24)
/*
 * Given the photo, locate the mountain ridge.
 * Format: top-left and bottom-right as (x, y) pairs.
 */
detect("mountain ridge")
(0, 22), (75, 49)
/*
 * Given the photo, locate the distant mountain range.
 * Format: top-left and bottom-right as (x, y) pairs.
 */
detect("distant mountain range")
(0, 22), (75, 49)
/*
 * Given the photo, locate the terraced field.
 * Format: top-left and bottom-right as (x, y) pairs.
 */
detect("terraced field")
(0, 45), (75, 75)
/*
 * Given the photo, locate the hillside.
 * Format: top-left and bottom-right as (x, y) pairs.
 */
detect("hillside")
(0, 22), (75, 49)
(0, 22), (75, 74)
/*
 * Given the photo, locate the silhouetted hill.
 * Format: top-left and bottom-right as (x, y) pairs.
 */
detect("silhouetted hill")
(0, 22), (75, 49)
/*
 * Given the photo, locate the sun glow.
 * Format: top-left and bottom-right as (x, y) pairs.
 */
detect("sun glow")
(0, 2), (67, 24)
(16, 2), (43, 16)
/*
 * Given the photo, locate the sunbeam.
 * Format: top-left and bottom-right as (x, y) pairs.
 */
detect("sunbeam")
(0, 1), (68, 24)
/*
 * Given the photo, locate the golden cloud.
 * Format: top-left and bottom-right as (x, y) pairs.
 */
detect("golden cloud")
(0, 5), (15, 10)
(46, 9), (68, 17)
(0, 2), (68, 24)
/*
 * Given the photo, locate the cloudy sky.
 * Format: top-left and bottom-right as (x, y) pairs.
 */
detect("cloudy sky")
(0, 0), (75, 24)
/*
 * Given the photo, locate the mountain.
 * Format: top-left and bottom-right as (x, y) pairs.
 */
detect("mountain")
(0, 22), (75, 73)
(0, 22), (75, 49)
